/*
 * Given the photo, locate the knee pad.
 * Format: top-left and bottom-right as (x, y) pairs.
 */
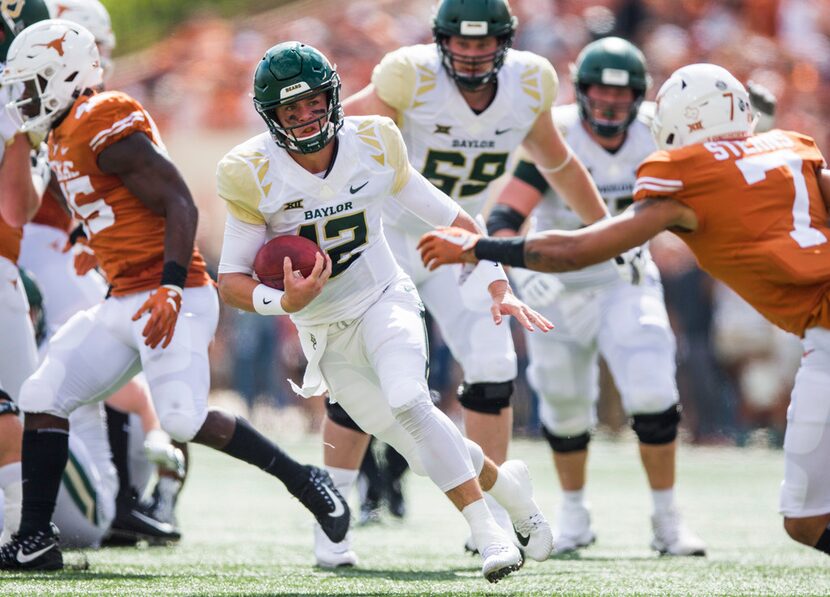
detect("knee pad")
(463, 437), (484, 475)
(631, 403), (681, 445)
(457, 381), (513, 415)
(0, 391), (19, 417)
(158, 410), (200, 443)
(541, 426), (590, 453)
(325, 400), (366, 434)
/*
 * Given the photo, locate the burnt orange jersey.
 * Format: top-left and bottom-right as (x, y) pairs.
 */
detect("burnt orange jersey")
(634, 130), (830, 337)
(0, 217), (22, 264)
(48, 91), (209, 296)
(31, 189), (72, 232)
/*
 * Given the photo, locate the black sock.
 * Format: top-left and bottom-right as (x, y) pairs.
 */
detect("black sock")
(385, 443), (409, 482)
(220, 416), (308, 496)
(816, 526), (830, 555)
(19, 428), (69, 536)
(105, 405), (132, 501)
(360, 439), (382, 505)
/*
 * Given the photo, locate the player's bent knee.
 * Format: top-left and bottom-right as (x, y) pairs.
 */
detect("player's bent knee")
(325, 400), (366, 434)
(159, 410), (201, 443)
(631, 404), (681, 445)
(457, 381), (513, 414)
(541, 426), (590, 453)
(464, 437), (484, 475)
(782, 517), (821, 546)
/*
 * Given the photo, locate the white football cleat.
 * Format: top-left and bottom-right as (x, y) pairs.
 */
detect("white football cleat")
(650, 508), (706, 556)
(500, 460), (554, 561)
(480, 541), (523, 583)
(553, 501), (596, 555)
(313, 524), (358, 568)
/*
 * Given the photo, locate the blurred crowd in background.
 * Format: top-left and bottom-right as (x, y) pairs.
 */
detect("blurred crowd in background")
(107, 0), (825, 446)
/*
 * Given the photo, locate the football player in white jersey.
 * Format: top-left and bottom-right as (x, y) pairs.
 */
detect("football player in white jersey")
(217, 41), (554, 582)
(338, 0), (608, 551)
(0, 0), (53, 547)
(485, 37), (705, 556)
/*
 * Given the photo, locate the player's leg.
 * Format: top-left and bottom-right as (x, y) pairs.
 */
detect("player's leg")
(53, 403), (118, 548)
(0, 260), (40, 545)
(135, 286), (348, 544)
(0, 301), (142, 570)
(418, 265), (517, 539)
(361, 278), (523, 581)
(599, 281), (705, 556)
(526, 296), (599, 555)
(780, 327), (830, 554)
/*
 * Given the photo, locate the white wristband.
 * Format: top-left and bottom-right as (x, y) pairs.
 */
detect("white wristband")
(252, 283), (288, 316)
(478, 260), (509, 286)
(536, 150), (573, 175)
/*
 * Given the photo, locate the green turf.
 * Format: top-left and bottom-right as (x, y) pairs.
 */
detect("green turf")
(1, 435), (828, 596)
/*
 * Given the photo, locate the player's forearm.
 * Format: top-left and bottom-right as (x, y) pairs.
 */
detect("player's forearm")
(0, 135), (41, 227)
(163, 196), (198, 271)
(450, 209), (479, 234)
(541, 157), (609, 225)
(217, 273), (257, 312)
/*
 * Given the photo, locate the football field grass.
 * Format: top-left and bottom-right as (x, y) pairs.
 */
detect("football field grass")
(2, 433), (828, 596)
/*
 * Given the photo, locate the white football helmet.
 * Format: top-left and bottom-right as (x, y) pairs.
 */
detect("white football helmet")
(651, 63), (756, 150)
(45, 0), (115, 80)
(3, 19), (102, 133)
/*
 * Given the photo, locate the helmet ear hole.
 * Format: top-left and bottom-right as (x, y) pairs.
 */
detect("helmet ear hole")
(666, 133), (675, 145)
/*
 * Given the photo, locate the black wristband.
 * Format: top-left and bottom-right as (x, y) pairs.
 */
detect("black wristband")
(474, 236), (526, 268)
(486, 204), (527, 235)
(161, 260), (188, 288)
(68, 223), (87, 246)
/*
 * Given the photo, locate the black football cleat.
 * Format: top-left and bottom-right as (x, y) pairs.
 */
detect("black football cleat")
(0, 523), (63, 571)
(296, 466), (350, 543)
(106, 491), (181, 545)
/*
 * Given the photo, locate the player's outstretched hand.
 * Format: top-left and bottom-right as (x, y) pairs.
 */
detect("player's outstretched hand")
(281, 252), (332, 313)
(132, 285), (183, 349)
(488, 279), (554, 332)
(418, 227), (481, 270)
(62, 236), (98, 276)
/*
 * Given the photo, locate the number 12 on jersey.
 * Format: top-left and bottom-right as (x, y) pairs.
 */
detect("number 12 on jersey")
(298, 211), (369, 278)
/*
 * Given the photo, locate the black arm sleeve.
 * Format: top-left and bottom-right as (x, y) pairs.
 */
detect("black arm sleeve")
(486, 204), (527, 235)
(513, 159), (550, 195)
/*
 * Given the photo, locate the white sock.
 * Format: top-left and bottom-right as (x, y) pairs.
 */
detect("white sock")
(462, 498), (506, 553)
(0, 462), (22, 544)
(651, 488), (675, 515)
(325, 466), (359, 502)
(487, 465), (534, 520)
(562, 489), (585, 508)
(484, 492), (512, 532)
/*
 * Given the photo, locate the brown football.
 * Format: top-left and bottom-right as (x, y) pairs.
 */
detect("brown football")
(253, 235), (324, 291)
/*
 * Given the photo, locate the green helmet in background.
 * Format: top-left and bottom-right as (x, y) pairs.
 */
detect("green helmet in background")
(253, 41), (343, 154)
(18, 267), (46, 346)
(432, 0), (518, 90)
(573, 37), (650, 138)
(0, 0), (50, 62)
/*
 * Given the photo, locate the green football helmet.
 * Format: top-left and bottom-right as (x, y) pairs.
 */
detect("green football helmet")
(573, 37), (650, 138)
(0, 0), (50, 62)
(253, 41), (342, 155)
(18, 267), (46, 346)
(432, 0), (517, 90)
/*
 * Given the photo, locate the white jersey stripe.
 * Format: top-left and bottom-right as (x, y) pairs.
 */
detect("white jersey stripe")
(636, 176), (683, 187)
(633, 182), (683, 194)
(89, 111), (146, 151)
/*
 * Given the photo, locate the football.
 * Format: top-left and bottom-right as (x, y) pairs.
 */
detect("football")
(253, 235), (324, 291)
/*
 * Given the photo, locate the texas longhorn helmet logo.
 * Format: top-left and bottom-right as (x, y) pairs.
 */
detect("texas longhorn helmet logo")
(33, 32), (68, 56)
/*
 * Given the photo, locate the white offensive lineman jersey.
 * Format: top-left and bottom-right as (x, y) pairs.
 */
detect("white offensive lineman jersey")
(373, 43), (558, 235)
(217, 116), (417, 327)
(527, 102), (657, 289)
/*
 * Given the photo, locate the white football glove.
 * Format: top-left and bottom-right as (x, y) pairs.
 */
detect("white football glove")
(30, 144), (51, 197)
(615, 247), (647, 285)
(509, 267), (564, 307)
(144, 428), (186, 478)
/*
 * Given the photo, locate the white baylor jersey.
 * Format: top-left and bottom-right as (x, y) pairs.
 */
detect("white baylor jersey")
(530, 102), (658, 288)
(373, 43), (558, 235)
(217, 116), (413, 326)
